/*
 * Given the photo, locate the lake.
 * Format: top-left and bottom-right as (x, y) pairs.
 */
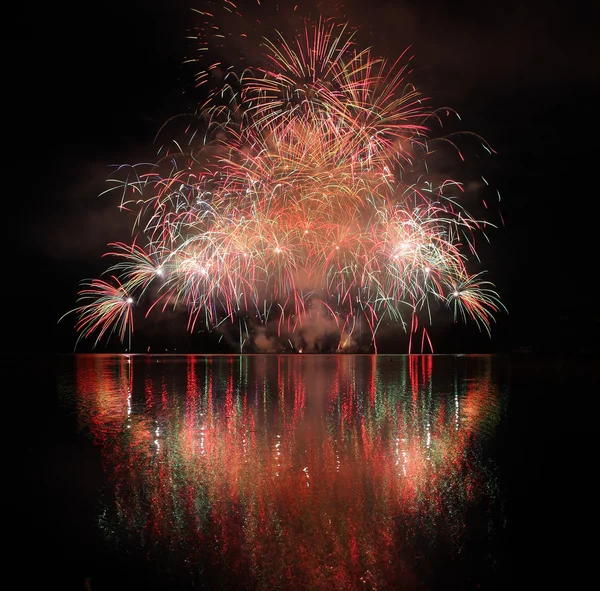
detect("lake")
(24, 353), (595, 589)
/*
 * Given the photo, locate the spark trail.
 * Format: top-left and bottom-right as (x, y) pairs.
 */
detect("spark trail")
(63, 2), (504, 352)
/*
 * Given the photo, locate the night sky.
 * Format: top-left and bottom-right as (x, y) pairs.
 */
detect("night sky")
(19, 0), (600, 354)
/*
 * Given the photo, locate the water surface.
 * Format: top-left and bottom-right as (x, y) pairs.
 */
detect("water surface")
(46, 354), (512, 590)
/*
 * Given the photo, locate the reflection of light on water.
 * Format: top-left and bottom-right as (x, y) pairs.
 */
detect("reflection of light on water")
(73, 354), (505, 589)
(455, 392), (459, 430)
(154, 422), (160, 453)
(275, 434), (281, 476)
(395, 438), (408, 477)
(303, 466), (310, 487)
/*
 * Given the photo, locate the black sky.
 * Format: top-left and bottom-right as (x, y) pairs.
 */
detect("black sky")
(18, 0), (600, 354)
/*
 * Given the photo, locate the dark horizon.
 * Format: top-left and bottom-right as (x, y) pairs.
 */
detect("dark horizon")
(18, 0), (600, 356)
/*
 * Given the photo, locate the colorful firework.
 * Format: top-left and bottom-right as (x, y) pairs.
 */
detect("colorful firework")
(63, 3), (504, 352)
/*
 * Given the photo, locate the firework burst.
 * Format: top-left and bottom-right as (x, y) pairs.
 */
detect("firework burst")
(63, 3), (504, 352)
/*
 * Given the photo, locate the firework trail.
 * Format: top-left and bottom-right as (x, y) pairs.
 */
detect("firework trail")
(63, 1), (504, 352)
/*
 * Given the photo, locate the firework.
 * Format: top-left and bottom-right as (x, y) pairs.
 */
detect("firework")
(64, 3), (504, 352)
